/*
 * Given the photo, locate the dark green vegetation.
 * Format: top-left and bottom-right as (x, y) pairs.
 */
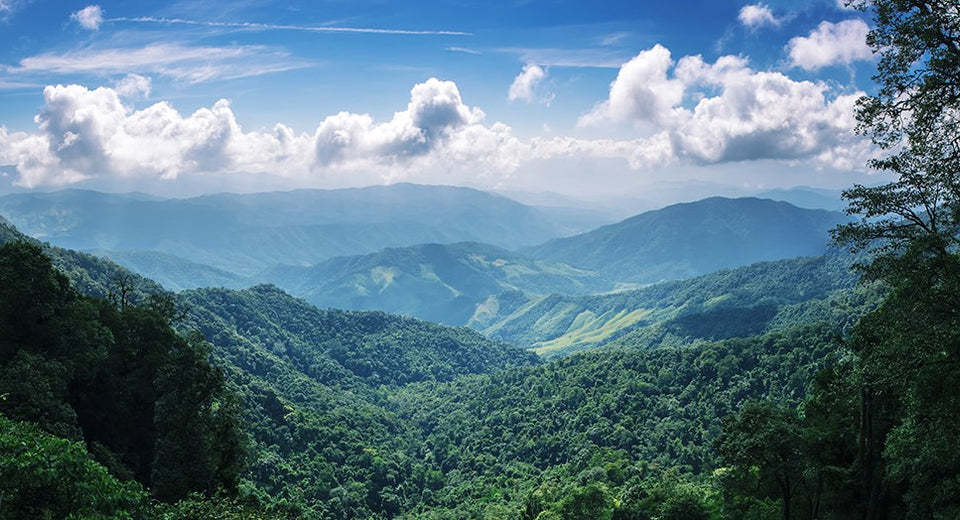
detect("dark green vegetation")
(522, 197), (847, 284)
(0, 184), (606, 277)
(263, 241), (613, 326)
(0, 240), (242, 518)
(3, 2), (959, 518)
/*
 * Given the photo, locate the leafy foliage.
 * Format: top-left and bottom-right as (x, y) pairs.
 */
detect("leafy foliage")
(0, 241), (243, 508)
(0, 413), (148, 519)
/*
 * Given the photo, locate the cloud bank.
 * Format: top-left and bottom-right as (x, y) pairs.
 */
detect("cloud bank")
(580, 45), (868, 169)
(0, 43), (873, 189)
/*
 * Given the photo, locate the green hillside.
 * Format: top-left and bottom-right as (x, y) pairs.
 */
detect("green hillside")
(487, 247), (871, 357)
(262, 241), (614, 326)
(95, 249), (253, 291)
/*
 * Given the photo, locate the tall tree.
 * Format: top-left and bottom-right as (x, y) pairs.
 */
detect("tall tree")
(832, 1), (960, 517)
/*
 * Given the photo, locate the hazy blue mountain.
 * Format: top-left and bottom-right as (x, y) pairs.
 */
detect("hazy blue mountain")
(92, 250), (253, 291)
(523, 197), (848, 284)
(0, 214), (164, 302)
(261, 241), (614, 326)
(0, 184), (592, 276)
(753, 186), (846, 211)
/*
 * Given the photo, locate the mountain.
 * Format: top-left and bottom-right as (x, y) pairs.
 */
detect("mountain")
(0, 214), (163, 303)
(0, 184), (596, 276)
(0, 216), (540, 517)
(0, 207), (907, 519)
(182, 284), (538, 387)
(93, 250), (253, 291)
(261, 241), (614, 326)
(522, 197), (848, 284)
(485, 247), (875, 358)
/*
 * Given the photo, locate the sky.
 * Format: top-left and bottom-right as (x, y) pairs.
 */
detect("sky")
(0, 0), (889, 204)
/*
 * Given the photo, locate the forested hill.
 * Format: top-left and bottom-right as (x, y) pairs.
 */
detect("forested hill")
(0, 214), (163, 302)
(486, 246), (871, 357)
(523, 197), (847, 283)
(0, 221), (539, 518)
(261, 241), (613, 326)
(181, 284), (538, 387)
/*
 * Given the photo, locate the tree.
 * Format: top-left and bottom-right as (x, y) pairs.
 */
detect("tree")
(830, 1), (960, 518)
(715, 401), (802, 520)
(836, 0), (960, 279)
(0, 414), (147, 519)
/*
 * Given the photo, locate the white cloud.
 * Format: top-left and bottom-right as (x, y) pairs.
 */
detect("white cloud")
(0, 78), (527, 188)
(114, 73), (151, 98)
(579, 45), (869, 169)
(10, 43), (310, 83)
(0, 63), (873, 191)
(71, 5), (103, 31)
(508, 64), (552, 105)
(314, 78), (486, 167)
(738, 4), (780, 29)
(446, 47), (481, 55)
(579, 44), (685, 128)
(110, 15), (472, 36)
(787, 19), (872, 70)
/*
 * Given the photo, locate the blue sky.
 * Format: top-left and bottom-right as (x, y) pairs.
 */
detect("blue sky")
(0, 0), (885, 203)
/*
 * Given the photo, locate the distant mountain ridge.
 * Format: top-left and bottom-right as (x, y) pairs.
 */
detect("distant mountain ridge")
(0, 184), (605, 276)
(523, 197), (848, 284)
(261, 241), (614, 325)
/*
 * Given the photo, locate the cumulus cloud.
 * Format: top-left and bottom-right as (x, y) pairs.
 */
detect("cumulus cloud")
(71, 5), (103, 30)
(787, 19), (872, 70)
(579, 44), (685, 128)
(314, 78), (486, 168)
(508, 64), (552, 105)
(0, 78), (526, 188)
(580, 45), (868, 169)
(114, 73), (151, 98)
(0, 83), (313, 187)
(0, 62), (873, 190)
(738, 4), (779, 29)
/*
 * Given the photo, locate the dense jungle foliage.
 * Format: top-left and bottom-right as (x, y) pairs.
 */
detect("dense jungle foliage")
(2, 1), (959, 518)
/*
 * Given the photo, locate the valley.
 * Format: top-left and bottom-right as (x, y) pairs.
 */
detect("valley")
(0, 186), (890, 518)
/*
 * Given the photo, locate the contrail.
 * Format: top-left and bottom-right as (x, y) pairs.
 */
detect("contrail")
(107, 16), (472, 36)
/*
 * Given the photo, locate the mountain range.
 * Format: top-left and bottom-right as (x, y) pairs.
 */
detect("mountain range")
(0, 184), (609, 276)
(0, 187), (852, 331)
(522, 196), (847, 284)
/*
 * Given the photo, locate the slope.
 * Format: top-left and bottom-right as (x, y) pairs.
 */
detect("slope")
(261, 241), (614, 326)
(93, 250), (253, 291)
(523, 197), (848, 283)
(486, 247), (874, 358)
(0, 215), (540, 517)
